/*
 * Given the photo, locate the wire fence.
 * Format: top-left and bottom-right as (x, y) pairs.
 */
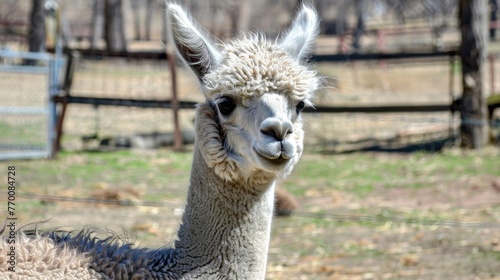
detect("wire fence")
(4, 191), (499, 229)
(57, 56), (199, 150)
(44, 47), (498, 152)
(0, 50), (62, 160)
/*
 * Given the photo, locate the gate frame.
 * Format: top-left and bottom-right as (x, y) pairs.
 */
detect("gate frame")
(0, 50), (64, 160)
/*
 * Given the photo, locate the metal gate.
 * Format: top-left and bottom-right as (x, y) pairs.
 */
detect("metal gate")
(0, 50), (61, 160)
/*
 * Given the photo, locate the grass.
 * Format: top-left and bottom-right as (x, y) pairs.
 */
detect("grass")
(0, 120), (47, 147)
(1, 146), (497, 213)
(2, 149), (193, 199)
(6, 146), (496, 203)
(0, 147), (499, 278)
(284, 148), (500, 199)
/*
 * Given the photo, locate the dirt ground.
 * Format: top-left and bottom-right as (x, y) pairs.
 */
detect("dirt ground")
(3, 150), (498, 280)
(267, 174), (500, 279)
(13, 175), (500, 280)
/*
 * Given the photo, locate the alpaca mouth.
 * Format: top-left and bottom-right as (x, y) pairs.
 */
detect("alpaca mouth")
(253, 146), (292, 166)
(259, 154), (290, 165)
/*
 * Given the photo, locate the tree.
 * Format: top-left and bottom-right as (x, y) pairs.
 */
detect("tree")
(90, 0), (104, 51)
(335, 0), (349, 36)
(130, 0), (154, 40)
(104, 0), (126, 53)
(421, 0), (457, 50)
(144, 0), (154, 40)
(28, 0), (45, 54)
(352, 0), (366, 52)
(228, 0), (251, 36)
(459, 0), (489, 149)
(491, 0), (498, 39)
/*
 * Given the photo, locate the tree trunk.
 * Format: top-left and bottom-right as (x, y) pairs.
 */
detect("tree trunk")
(229, 0), (250, 36)
(131, 0), (141, 40)
(105, 0), (127, 53)
(145, 0), (154, 40)
(161, 1), (168, 45)
(352, 0), (366, 52)
(336, 0), (349, 36)
(459, 0), (489, 149)
(491, 0), (498, 39)
(28, 0), (45, 53)
(90, 0), (104, 51)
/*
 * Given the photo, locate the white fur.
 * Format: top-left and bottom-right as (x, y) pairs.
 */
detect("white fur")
(0, 232), (102, 279)
(279, 4), (320, 61)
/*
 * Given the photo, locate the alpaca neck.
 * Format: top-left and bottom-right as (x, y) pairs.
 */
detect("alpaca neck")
(173, 147), (275, 278)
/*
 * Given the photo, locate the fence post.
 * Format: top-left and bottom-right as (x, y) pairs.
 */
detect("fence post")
(459, 0), (489, 149)
(48, 58), (58, 158)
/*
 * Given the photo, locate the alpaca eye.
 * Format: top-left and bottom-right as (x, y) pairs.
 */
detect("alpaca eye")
(296, 101), (305, 114)
(217, 97), (236, 116)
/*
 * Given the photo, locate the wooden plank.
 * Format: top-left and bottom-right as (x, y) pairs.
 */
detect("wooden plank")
(52, 96), (197, 109)
(310, 50), (458, 63)
(303, 104), (451, 114)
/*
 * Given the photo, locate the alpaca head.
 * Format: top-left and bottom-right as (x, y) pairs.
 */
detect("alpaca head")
(168, 4), (319, 184)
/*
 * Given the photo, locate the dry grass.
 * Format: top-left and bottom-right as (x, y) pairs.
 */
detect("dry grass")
(0, 148), (499, 279)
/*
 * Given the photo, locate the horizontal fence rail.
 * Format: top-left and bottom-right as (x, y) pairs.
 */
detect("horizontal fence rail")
(52, 47), (459, 62)
(304, 104), (453, 114)
(52, 96), (454, 114)
(52, 96), (198, 109)
(310, 50), (458, 62)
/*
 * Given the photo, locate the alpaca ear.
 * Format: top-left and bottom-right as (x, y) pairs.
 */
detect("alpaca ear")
(167, 4), (223, 80)
(279, 4), (319, 61)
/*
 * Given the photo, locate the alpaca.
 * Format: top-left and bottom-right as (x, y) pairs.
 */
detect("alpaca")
(274, 186), (299, 216)
(0, 3), (319, 279)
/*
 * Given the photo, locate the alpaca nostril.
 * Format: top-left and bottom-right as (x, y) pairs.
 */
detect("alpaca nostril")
(260, 118), (293, 141)
(260, 128), (280, 140)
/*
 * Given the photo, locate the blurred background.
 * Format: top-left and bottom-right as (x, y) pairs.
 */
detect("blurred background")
(0, 0), (499, 279)
(1, 0), (499, 153)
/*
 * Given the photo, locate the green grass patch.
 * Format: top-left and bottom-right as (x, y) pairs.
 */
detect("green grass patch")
(284, 148), (500, 198)
(1, 149), (193, 199)
(0, 120), (47, 146)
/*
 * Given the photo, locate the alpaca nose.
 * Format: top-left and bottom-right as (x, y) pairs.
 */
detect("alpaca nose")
(260, 118), (293, 141)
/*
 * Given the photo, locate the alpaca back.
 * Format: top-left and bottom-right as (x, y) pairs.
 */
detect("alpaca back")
(0, 232), (102, 279)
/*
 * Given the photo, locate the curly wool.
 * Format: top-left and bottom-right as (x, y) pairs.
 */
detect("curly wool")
(0, 232), (102, 280)
(203, 37), (318, 103)
(195, 102), (278, 185)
